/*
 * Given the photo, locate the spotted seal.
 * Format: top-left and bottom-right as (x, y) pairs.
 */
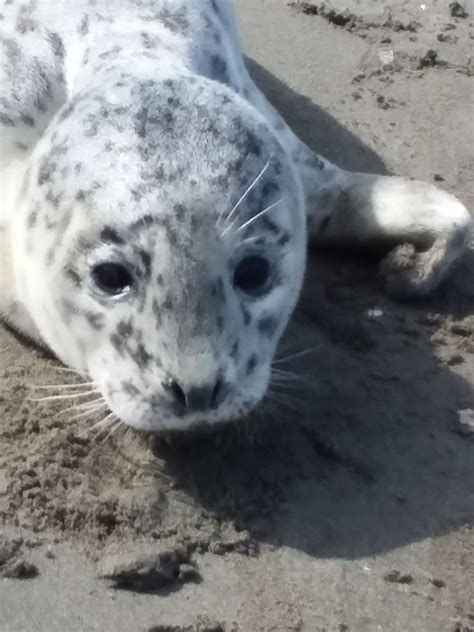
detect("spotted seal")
(0, 0), (471, 431)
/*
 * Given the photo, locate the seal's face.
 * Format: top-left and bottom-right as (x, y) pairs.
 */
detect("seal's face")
(19, 79), (306, 431)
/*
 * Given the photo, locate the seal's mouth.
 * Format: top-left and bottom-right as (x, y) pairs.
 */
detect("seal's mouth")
(89, 391), (253, 434)
(127, 405), (255, 434)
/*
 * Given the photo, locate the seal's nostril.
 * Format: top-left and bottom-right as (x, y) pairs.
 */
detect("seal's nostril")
(162, 377), (186, 408)
(162, 376), (225, 413)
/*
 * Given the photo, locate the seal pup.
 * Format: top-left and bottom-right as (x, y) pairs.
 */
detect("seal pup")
(0, 0), (471, 431)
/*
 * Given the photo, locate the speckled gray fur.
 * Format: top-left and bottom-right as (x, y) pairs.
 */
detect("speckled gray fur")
(0, 0), (471, 431)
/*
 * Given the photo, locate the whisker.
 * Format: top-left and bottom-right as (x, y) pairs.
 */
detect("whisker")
(218, 157), (271, 228)
(236, 196), (285, 234)
(97, 419), (124, 447)
(240, 234), (267, 245)
(266, 386), (304, 403)
(29, 382), (97, 390)
(220, 195), (283, 240)
(268, 379), (306, 394)
(45, 366), (89, 376)
(90, 411), (117, 433)
(269, 379), (307, 391)
(68, 403), (109, 422)
(271, 370), (313, 388)
(271, 368), (303, 379)
(58, 397), (105, 415)
(270, 377), (305, 386)
(273, 346), (318, 365)
(29, 390), (100, 403)
(54, 399), (105, 420)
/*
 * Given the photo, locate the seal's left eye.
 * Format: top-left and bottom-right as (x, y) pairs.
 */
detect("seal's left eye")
(234, 255), (271, 296)
(92, 263), (133, 295)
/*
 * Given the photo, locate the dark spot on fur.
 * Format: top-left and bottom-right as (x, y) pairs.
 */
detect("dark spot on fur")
(138, 249), (152, 277)
(212, 277), (226, 303)
(122, 381), (139, 397)
(65, 267), (82, 287)
(117, 320), (133, 338)
(110, 334), (124, 354)
(158, 6), (189, 32)
(210, 54), (228, 84)
(174, 203), (186, 221)
(0, 113), (14, 127)
(37, 160), (53, 186)
(48, 31), (64, 58)
(246, 354), (258, 375)
(273, 160), (283, 176)
(61, 299), (77, 321)
(58, 100), (76, 123)
(128, 215), (155, 233)
(243, 132), (262, 157)
(166, 227), (178, 247)
(242, 307), (251, 326)
(141, 31), (161, 49)
(45, 190), (62, 209)
(132, 343), (152, 368)
(20, 113), (35, 127)
(210, 173), (228, 188)
(84, 310), (104, 330)
(162, 295), (173, 310)
(131, 187), (145, 202)
(261, 180), (280, 199)
(16, 16), (37, 34)
(100, 227), (125, 245)
(1, 36), (21, 64)
(134, 106), (148, 138)
(262, 217), (281, 235)
(26, 207), (38, 228)
(231, 341), (239, 360)
(258, 317), (278, 338)
(277, 233), (290, 247)
(152, 299), (161, 322)
(79, 14), (89, 35)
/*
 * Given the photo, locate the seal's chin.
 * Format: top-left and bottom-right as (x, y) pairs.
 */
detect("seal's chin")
(120, 400), (259, 434)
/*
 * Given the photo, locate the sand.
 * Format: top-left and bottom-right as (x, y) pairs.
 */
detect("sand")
(1, 1), (473, 630)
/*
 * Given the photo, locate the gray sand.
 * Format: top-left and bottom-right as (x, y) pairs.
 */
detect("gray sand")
(1, 1), (473, 631)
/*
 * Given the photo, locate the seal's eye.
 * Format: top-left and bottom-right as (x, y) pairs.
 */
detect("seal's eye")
(92, 263), (133, 295)
(234, 255), (271, 296)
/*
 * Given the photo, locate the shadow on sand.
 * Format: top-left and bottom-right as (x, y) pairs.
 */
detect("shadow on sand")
(151, 58), (474, 561)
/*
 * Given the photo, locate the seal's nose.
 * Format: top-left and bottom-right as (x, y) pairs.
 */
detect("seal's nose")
(162, 376), (225, 412)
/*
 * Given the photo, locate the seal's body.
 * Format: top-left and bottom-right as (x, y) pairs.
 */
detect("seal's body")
(0, 0), (471, 431)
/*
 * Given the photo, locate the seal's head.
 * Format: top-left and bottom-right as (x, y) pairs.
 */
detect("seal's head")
(16, 76), (306, 431)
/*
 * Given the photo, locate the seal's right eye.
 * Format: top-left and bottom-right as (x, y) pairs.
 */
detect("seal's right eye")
(91, 262), (133, 295)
